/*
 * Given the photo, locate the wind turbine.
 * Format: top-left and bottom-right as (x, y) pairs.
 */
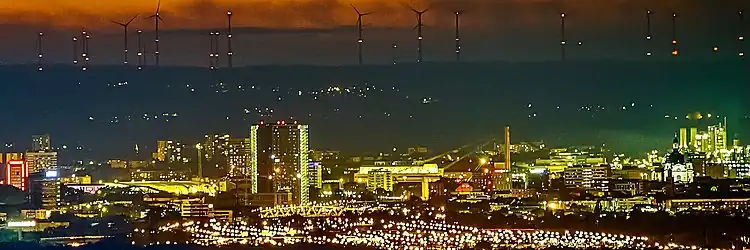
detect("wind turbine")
(455, 11), (461, 61)
(72, 36), (79, 65)
(209, 32), (217, 70)
(671, 13), (679, 56)
(352, 5), (372, 65)
(81, 30), (90, 71)
(146, 0), (165, 66)
(392, 42), (398, 65)
(227, 11), (234, 68)
(411, 7), (428, 63)
(36, 32), (43, 71)
(137, 30), (144, 70)
(560, 13), (566, 61)
(112, 15), (139, 65)
(740, 11), (745, 57)
(213, 31), (220, 68)
(645, 10), (653, 57)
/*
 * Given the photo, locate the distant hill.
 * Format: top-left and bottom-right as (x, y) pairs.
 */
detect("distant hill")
(1, 61), (747, 159)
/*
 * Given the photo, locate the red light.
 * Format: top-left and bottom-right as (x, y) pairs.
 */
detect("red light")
(259, 120), (264, 125)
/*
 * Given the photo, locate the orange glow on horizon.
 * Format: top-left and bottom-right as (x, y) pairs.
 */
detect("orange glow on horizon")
(0, 0), (708, 31)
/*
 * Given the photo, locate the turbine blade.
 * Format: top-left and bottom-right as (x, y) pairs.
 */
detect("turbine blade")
(362, 12), (373, 16)
(127, 14), (139, 25)
(156, 0), (161, 13)
(350, 4), (361, 15)
(111, 20), (125, 26)
(158, 15), (164, 22)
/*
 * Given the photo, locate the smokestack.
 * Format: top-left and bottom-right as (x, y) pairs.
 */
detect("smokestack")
(505, 126), (511, 172)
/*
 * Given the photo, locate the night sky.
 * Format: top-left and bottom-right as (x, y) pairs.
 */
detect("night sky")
(0, 0), (747, 161)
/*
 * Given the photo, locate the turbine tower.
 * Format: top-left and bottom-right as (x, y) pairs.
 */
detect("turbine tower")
(671, 13), (679, 56)
(72, 36), (79, 65)
(455, 11), (461, 62)
(740, 11), (745, 57)
(645, 10), (653, 56)
(227, 11), (234, 68)
(81, 30), (90, 71)
(213, 32), (221, 68)
(352, 5), (372, 65)
(560, 13), (566, 61)
(112, 15), (139, 66)
(392, 42), (398, 65)
(147, 0), (164, 66)
(36, 32), (43, 71)
(209, 32), (217, 70)
(411, 7), (428, 63)
(137, 30), (144, 70)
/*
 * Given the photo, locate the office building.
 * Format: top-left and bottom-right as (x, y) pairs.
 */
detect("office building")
(202, 134), (231, 161)
(29, 171), (61, 210)
(689, 127), (699, 149)
(563, 164), (612, 191)
(535, 147), (607, 174)
(25, 151), (58, 173)
(31, 135), (51, 152)
(367, 168), (394, 192)
(227, 138), (251, 177)
(679, 128), (688, 149)
(152, 140), (187, 164)
(708, 122), (728, 152)
(250, 121), (309, 204)
(308, 162), (323, 189)
(5, 160), (29, 191)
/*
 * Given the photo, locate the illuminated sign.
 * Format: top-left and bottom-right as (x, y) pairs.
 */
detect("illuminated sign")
(45, 170), (59, 178)
(8, 221), (36, 227)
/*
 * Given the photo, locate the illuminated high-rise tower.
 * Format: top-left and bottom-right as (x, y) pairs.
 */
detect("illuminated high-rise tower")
(250, 121), (309, 204)
(707, 121), (728, 152)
